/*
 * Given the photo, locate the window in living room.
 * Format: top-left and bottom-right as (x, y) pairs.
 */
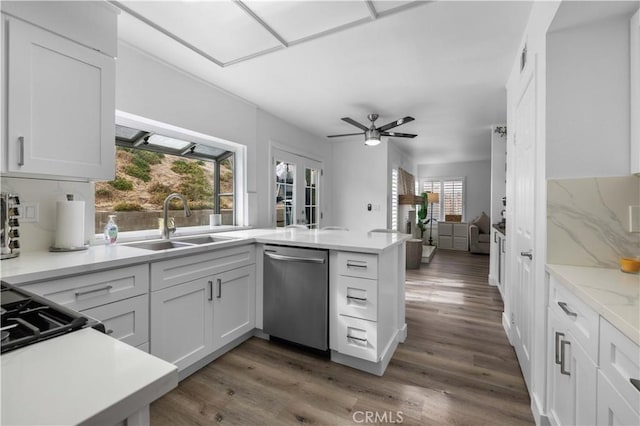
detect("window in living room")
(421, 178), (465, 221)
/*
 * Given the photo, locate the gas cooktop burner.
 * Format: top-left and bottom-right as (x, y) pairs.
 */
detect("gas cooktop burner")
(0, 282), (102, 353)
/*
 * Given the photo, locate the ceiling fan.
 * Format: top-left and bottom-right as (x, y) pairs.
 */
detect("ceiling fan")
(327, 114), (417, 146)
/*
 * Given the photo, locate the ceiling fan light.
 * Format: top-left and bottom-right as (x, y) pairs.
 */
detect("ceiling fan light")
(365, 137), (381, 146)
(365, 129), (381, 146)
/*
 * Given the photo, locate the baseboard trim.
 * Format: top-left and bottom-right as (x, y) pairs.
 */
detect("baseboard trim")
(488, 274), (498, 286)
(178, 330), (254, 381)
(531, 394), (550, 426)
(502, 311), (512, 345)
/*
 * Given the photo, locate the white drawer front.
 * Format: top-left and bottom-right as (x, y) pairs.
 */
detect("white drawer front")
(336, 252), (378, 280)
(21, 264), (148, 311)
(453, 237), (468, 251)
(336, 315), (378, 362)
(337, 276), (378, 322)
(549, 276), (599, 361)
(82, 294), (149, 348)
(453, 223), (468, 238)
(599, 318), (640, 414)
(597, 371), (640, 426)
(151, 244), (255, 291)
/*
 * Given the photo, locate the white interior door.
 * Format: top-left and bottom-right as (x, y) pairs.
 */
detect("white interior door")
(512, 65), (536, 390)
(272, 148), (321, 228)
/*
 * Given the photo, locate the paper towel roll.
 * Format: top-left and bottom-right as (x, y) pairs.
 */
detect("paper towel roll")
(55, 200), (85, 248)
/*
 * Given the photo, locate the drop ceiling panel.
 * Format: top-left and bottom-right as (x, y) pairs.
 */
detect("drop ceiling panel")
(244, 1), (371, 42)
(372, 1), (416, 14)
(120, 0), (282, 63)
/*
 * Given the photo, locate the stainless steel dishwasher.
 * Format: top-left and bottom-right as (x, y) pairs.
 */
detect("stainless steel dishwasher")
(263, 245), (329, 351)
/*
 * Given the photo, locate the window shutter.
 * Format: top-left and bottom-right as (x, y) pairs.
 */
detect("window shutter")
(442, 179), (464, 217)
(421, 180), (441, 222)
(391, 169), (399, 231)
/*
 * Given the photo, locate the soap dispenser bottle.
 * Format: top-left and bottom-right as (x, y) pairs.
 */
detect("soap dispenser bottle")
(104, 215), (118, 245)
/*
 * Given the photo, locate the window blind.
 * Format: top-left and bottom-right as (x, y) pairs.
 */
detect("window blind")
(421, 178), (464, 221)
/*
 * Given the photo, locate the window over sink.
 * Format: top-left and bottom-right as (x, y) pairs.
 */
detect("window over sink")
(94, 111), (245, 235)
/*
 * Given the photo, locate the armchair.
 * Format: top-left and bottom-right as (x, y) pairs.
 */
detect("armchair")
(469, 212), (491, 254)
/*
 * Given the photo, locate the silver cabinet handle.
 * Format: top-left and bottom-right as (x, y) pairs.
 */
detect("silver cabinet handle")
(558, 301), (578, 318)
(502, 239), (506, 253)
(264, 251), (325, 264)
(208, 280), (213, 301)
(520, 251), (532, 259)
(75, 285), (113, 297)
(346, 262), (367, 269)
(347, 335), (367, 343)
(560, 340), (571, 376)
(494, 232), (497, 243)
(17, 136), (24, 166)
(217, 278), (222, 299)
(630, 378), (640, 392)
(554, 331), (564, 364)
(346, 295), (367, 302)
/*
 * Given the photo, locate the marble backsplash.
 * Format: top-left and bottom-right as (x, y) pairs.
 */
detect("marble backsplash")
(547, 176), (640, 268)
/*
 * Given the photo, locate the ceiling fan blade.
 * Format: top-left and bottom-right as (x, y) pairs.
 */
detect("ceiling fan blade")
(380, 132), (417, 138)
(326, 132), (364, 138)
(341, 117), (369, 131)
(377, 116), (415, 132)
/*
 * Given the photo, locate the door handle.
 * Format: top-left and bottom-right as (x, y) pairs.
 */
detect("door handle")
(560, 340), (571, 376)
(217, 278), (222, 299)
(554, 331), (564, 364)
(265, 251), (325, 264)
(17, 136), (24, 166)
(208, 280), (213, 301)
(558, 301), (578, 318)
(520, 251), (532, 259)
(502, 239), (505, 253)
(494, 232), (497, 243)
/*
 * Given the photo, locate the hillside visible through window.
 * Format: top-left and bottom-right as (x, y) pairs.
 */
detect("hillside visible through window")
(95, 147), (234, 233)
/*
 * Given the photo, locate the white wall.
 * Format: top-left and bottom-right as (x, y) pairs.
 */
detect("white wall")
(256, 109), (332, 228)
(331, 140), (388, 232)
(417, 160), (492, 222)
(547, 12), (632, 178)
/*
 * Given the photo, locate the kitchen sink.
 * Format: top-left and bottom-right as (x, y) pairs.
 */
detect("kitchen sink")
(125, 235), (235, 251)
(126, 240), (196, 251)
(173, 235), (233, 244)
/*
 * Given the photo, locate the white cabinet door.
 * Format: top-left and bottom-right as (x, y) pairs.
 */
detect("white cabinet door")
(597, 371), (640, 426)
(5, 17), (115, 180)
(547, 309), (597, 426)
(151, 277), (214, 371)
(631, 10), (640, 174)
(213, 265), (255, 350)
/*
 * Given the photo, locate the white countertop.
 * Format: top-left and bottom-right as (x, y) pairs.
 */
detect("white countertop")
(546, 264), (640, 345)
(1, 328), (178, 425)
(1, 229), (410, 284)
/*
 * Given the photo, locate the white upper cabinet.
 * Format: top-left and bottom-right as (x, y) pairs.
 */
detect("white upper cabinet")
(1, 2), (117, 181)
(631, 9), (640, 174)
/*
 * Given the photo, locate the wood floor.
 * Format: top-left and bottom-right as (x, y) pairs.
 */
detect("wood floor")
(150, 250), (533, 425)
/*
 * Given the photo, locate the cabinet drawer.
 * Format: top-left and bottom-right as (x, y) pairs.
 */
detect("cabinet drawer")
(151, 244), (255, 291)
(21, 264), (148, 311)
(336, 276), (378, 322)
(81, 294), (149, 348)
(453, 237), (468, 251)
(453, 223), (469, 238)
(336, 315), (378, 362)
(438, 222), (452, 236)
(549, 276), (599, 361)
(336, 252), (378, 280)
(599, 319), (640, 414)
(438, 236), (453, 249)
(597, 371), (640, 425)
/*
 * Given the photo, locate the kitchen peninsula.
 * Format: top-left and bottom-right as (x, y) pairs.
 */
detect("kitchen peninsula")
(1, 228), (409, 425)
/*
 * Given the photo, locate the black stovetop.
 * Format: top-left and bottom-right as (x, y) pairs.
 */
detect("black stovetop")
(0, 282), (100, 353)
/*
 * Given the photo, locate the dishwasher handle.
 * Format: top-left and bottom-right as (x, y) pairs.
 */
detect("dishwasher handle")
(264, 251), (325, 264)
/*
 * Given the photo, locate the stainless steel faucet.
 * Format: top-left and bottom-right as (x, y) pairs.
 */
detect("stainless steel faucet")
(162, 193), (192, 239)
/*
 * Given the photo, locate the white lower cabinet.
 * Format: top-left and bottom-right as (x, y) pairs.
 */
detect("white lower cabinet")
(151, 277), (214, 372)
(81, 293), (149, 348)
(597, 371), (639, 426)
(546, 275), (640, 426)
(547, 308), (597, 426)
(213, 265), (255, 349)
(149, 246), (256, 372)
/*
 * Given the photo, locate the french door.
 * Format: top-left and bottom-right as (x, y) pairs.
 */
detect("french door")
(272, 148), (322, 229)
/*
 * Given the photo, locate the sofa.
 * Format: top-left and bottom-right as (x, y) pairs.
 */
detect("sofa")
(469, 212), (491, 254)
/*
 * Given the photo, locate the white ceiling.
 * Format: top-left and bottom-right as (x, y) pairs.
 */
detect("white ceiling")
(115, 1), (533, 164)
